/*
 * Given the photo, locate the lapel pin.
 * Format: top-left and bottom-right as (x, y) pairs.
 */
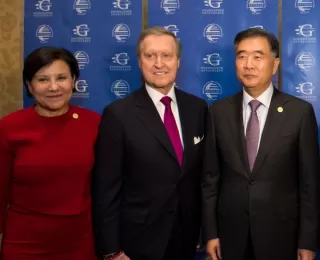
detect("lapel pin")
(73, 113), (79, 119)
(277, 107), (283, 113)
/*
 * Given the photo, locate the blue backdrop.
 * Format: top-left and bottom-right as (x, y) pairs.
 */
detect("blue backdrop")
(148, 0), (278, 106)
(24, 0), (142, 113)
(282, 0), (320, 144)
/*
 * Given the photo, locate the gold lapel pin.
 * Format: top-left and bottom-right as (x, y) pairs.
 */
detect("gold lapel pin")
(277, 107), (283, 113)
(73, 113), (79, 119)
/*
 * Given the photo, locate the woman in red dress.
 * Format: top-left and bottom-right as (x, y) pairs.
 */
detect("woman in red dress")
(0, 47), (100, 259)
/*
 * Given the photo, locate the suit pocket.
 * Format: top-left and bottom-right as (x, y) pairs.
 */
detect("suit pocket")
(122, 208), (148, 224)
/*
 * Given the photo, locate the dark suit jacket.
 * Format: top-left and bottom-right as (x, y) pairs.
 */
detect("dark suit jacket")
(202, 88), (319, 260)
(92, 87), (208, 260)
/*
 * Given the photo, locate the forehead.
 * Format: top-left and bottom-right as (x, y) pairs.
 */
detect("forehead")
(140, 34), (176, 52)
(236, 36), (271, 53)
(35, 60), (70, 75)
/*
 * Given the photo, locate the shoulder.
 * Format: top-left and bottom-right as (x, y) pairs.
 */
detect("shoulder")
(72, 106), (101, 122)
(101, 88), (139, 116)
(209, 93), (240, 111)
(0, 107), (33, 132)
(280, 91), (312, 108)
(176, 88), (208, 108)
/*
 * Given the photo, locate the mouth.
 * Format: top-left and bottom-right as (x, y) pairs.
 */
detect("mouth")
(46, 94), (63, 99)
(153, 72), (168, 76)
(244, 75), (256, 79)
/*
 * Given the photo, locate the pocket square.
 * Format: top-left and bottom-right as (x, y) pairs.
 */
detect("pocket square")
(193, 135), (204, 145)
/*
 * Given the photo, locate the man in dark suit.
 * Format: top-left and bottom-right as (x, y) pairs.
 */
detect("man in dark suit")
(202, 28), (319, 260)
(92, 27), (208, 260)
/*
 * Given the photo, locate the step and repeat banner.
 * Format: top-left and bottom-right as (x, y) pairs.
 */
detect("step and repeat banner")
(24, 0), (142, 113)
(148, 0), (278, 106)
(282, 0), (320, 142)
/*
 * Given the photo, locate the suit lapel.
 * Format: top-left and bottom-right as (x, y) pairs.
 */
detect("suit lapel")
(227, 92), (251, 176)
(134, 87), (179, 165)
(252, 89), (287, 173)
(175, 88), (193, 172)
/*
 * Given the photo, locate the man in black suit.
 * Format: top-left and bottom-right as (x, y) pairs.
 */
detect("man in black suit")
(202, 28), (319, 260)
(92, 27), (208, 260)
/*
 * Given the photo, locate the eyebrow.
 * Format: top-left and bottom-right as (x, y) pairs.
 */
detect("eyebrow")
(236, 50), (265, 56)
(34, 73), (68, 77)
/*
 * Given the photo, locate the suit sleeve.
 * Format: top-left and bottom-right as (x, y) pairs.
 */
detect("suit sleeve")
(298, 103), (319, 251)
(201, 106), (220, 241)
(0, 127), (13, 233)
(92, 106), (124, 256)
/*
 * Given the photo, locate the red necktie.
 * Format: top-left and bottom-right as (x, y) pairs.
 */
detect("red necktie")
(160, 96), (183, 166)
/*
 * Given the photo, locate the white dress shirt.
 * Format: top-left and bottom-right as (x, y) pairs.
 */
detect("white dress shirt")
(145, 84), (184, 146)
(243, 84), (273, 150)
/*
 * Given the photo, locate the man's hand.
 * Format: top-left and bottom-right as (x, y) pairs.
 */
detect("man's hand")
(113, 252), (130, 260)
(206, 238), (222, 260)
(297, 249), (316, 260)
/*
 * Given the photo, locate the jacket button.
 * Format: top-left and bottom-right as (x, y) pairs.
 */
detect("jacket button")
(249, 180), (255, 185)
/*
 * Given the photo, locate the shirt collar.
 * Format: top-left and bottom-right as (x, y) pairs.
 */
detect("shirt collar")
(243, 83), (274, 109)
(145, 83), (177, 105)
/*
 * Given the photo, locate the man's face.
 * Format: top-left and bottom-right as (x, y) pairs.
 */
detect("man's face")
(138, 34), (180, 94)
(235, 36), (280, 92)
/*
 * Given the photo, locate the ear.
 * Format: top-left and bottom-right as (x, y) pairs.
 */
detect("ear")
(177, 58), (180, 69)
(138, 58), (142, 69)
(27, 81), (34, 95)
(72, 76), (76, 89)
(272, 57), (280, 75)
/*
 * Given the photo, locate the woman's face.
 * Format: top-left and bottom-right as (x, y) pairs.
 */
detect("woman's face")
(27, 60), (75, 116)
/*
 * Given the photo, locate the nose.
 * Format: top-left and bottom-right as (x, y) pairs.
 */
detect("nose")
(49, 80), (59, 91)
(154, 55), (164, 68)
(244, 56), (254, 69)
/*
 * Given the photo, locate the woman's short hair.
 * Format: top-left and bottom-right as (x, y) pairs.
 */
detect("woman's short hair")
(23, 46), (80, 96)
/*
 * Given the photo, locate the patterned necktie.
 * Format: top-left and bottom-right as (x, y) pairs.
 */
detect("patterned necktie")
(160, 96), (183, 167)
(246, 100), (261, 170)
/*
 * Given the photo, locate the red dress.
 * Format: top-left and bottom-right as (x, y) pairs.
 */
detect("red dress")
(0, 105), (100, 260)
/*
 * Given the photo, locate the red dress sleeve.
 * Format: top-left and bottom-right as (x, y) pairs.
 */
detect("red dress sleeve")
(0, 127), (13, 233)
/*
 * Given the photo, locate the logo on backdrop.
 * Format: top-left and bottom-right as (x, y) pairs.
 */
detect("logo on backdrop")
(110, 53), (131, 71)
(34, 0), (52, 17)
(164, 25), (179, 37)
(295, 0), (315, 14)
(161, 0), (180, 15)
(295, 52), (315, 71)
(71, 24), (91, 43)
(112, 0), (132, 16)
(36, 25), (53, 43)
(73, 0), (91, 15)
(203, 81), (222, 100)
(295, 82), (316, 101)
(202, 0), (224, 15)
(203, 24), (223, 43)
(294, 24), (316, 44)
(246, 0), (266, 15)
(201, 53), (223, 72)
(111, 80), (130, 98)
(250, 25), (264, 29)
(112, 24), (131, 43)
(74, 51), (89, 69)
(73, 80), (89, 98)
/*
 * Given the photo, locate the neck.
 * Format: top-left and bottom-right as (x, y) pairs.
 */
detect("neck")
(34, 104), (69, 117)
(147, 83), (174, 96)
(244, 84), (271, 98)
